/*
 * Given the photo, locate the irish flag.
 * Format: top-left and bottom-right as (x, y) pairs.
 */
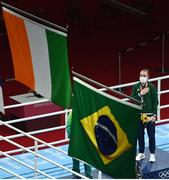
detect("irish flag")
(3, 7), (72, 108)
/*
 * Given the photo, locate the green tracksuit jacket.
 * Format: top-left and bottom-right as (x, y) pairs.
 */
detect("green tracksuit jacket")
(131, 82), (158, 115)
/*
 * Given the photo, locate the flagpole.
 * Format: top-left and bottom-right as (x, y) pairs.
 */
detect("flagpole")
(72, 71), (141, 105)
(1, 2), (67, 33)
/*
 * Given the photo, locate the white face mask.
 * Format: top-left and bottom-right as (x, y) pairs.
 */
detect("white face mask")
(140, 76), (148, 84)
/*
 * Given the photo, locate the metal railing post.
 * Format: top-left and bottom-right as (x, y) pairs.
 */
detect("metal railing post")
(157, 79), (161, 120)
(34, 140), (38, 178)
(98, 170), (102, 179)
(162, 32), (165, 73)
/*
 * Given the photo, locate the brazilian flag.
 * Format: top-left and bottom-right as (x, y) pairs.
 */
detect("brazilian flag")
(68, 77), (141, 178)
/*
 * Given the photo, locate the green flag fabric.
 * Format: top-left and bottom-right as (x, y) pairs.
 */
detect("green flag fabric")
(68, 77), (141, 178)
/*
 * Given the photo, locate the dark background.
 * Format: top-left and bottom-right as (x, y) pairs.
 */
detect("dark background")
(1, 0), (169, 93)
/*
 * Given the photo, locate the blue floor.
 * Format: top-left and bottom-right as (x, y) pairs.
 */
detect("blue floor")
(0, 124), (169, 179)
(145, 123), (169, 151)
(0, 145), (73, 179)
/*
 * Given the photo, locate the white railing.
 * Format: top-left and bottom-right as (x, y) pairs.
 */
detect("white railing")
(100, 74), (169, 123)
(0, 149), (54, 179)
(3, 110), (70, 124)
(3, 139), (69, 156)
(0, 165), (25, 179)
(0, 119), (89, 179)
(4, 99), (49, 109)
(1, 74), (169, 179)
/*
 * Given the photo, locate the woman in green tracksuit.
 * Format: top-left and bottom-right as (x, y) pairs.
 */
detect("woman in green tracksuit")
(66, 110), (93, 179)
(131, 69), (158, 162)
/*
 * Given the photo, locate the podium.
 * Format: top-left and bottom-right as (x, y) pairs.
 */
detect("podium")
(138, 148), (169, 178)
(6, 93), (65, 132)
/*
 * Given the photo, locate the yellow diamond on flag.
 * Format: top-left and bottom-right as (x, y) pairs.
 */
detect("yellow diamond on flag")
(81, 106), (132, 165)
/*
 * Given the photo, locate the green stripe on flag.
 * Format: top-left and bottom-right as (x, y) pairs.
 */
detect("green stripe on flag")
(46, 30), (72, 108)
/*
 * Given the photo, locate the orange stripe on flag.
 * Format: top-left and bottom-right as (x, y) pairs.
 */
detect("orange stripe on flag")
(3, 10), (35, 90)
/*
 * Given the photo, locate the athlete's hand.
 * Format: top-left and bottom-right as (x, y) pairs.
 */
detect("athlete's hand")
(147, 116), (156, 123)
(140, 87), (149, 95)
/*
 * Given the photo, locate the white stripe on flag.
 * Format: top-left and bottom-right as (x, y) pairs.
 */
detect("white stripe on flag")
(25, 20), (52, 99)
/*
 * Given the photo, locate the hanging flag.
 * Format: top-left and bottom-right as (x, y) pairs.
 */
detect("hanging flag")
(68, 77), (141, 178)
(3, 7), (72, 108)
